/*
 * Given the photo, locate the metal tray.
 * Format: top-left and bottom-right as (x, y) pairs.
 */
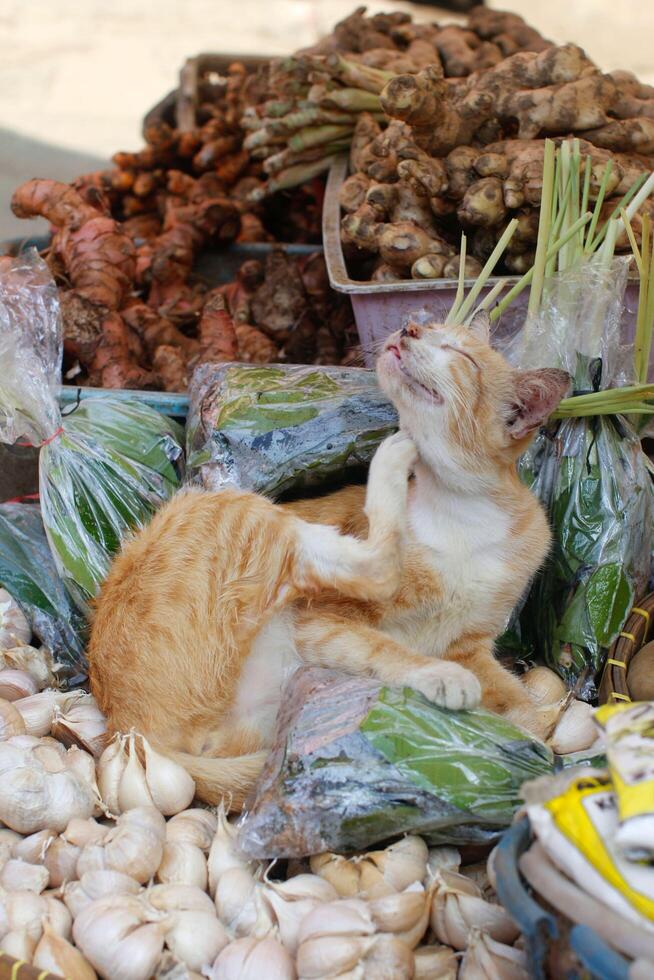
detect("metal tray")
(323, 155), (641, 368)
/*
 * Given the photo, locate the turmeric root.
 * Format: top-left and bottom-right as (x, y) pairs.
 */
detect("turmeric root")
(121, 301), (200, 357)
(250, 248), (308, 339)
(152, 345), (191, 391)
(87, 311), (157, 390)
(235, 323), (279, 363)
(198, 290), (239, 363)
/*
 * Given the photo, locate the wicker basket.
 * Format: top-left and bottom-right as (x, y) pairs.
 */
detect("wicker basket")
(598, 591), (654, 704)
(0, 953), (61, 979)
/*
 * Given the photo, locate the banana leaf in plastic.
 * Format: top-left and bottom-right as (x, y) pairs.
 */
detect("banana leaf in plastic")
(498, 257), (653, 699)
(0, 251), (184, 614)
(186, 362), (398, 498)
(238, 668), (553, 858)
(0, 502), (86, 683)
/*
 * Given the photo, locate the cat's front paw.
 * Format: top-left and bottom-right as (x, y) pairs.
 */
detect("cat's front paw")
(412, 662), (482, 710)
(372, 431), (418, 480)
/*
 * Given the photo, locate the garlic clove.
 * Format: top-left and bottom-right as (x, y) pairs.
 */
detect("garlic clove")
(12, 826), (56, 863)
(487, 846), (498, 893)
(43, 835), (82, 888)
(33, 736), (68, 772)
(297, 935), (374, 978)
(215, 867), (275, 939)
(357, 835), (429, 898)
(428, 846), (461, 876)
(267, 873), (338, 904)
(44, 894), (73, 939)
(118, 733), (155, 811)
(157, 841), (208, 890)
(1, 856), (50, 893)
(148, 883), (215, 915)
(4, 889), (48, 939)
(155, 950), (206, 980)
(522, 666), (567, 705)
(361, 934), (414, 980)
(414, 943), (458, 980)
(264, 889), (322, 956)
(64, 869), (141, 918)
(208, 803), (255, 897)
(0, 698), (27, 739)
(369, 883), (431, 948)
(430, 871), (519, 950)
(77, 806), (165, 884)
(97, 734), (128, 814)
(33, 921), (98, 980)
(0, 588), (31, 648)
(52, 692), (108, 758)
(209, 936), (295, 980)
(73, 894), (169, 980)
(310, 852), (361, 897)
(0, 667), (38, 702)
(166, 808), (217, 852)
(0, 827), (22, 847)
(2, 645), (55, 690)
(297, 897), (375, 945)
(140, 736), (195, 816)
(1, 926), (38, 962)
(165, 908), (229, 972)
(460, 927), (529, 979)
(14, 690), (59, 737)
(63, 816), (111, 848)
(550, 699), (597, 755)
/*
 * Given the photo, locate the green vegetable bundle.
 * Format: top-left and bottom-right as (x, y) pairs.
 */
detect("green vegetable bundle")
(0, 252), (184, 614)
(186, 362), (397, 499)
(0, 502), (86, 682)
(238, 668), (553, 858)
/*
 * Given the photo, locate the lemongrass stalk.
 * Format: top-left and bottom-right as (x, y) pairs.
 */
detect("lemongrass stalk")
(590, 173), (649, 252)
(446, 219), (518, 325)
(263, 140), (350, 174)
(583, 160), (614, 252)
(642, 216), (654, 383)
(466, 279), (509, 324)
(581, 156), (592, 221)
(327, 55), (395, 94)
(452, 233), (468, 319)
(528, 139), (556, 318)
(249, 155), (339, 199)
(490, 213), (592, 322)
(622, 209), (643, 274)
(288, 124), (354, 151)
(314, 88), (381, 112)
(558, 141), (573, 272)
(268, 109), (358, 134)
(631, 212), (650, 383)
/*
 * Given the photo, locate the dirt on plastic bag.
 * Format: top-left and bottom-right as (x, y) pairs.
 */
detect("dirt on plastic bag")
(0, 502), (87, 683)
(0, 250), (185, 614)
(237, 668), (553, 858)
(499, 257), (653, 698)
(186, 362), (398, 498)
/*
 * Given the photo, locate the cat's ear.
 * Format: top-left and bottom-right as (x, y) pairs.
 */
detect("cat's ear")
(468, 309), (490, 342)
(507, 369), (571, 440)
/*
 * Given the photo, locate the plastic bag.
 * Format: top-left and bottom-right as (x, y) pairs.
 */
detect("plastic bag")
(499, 257), (653, 697)
(186, 362), (398, 498)
(0, 502), (86, 683)
(238, 668), (553, 858)
(0, 251), (184, 613)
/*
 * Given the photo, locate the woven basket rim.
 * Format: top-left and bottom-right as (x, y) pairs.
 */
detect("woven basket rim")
(598, 590), (654, 704)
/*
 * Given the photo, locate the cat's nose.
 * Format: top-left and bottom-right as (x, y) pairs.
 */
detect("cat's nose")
(401, 323), (421, 340)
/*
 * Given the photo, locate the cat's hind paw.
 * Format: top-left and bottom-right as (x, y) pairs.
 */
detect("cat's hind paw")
(412, 662), (482, 710)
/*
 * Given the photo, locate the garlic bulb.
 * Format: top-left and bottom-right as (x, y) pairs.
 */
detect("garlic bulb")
(0, 888), (47, 939)
(209, 936), (295, 980)
(76, 805), (166, 884)
(14, 690), (59, 736)
(369, 881), (431, 948)
(264, 874), (338, 955)
(73, 894), (169, 980)
(148, 883), (215, 915)
(64, 869), (142, 918)
(44, 835), (82, 887)
(428, 846), (461, 876)
(0, 589), (31, 648)
(53, 691), (108, 758)
(0, 736), (97, 833)
(414, 944), (458, 980)
(0, 667), (37, 702)
(166, 808), (217, 852)
(460, 928), (529, 979)
(0, 856), (49, 893)
(214, 867), (275, 938)
(0, 827), (21, 846)
(2, 927), (37, 961)
(430, 871), (519, 950)
(0, 698), (27, 739)
(1, 646), (55, 691)
(165, 909), (229, 972)
(311, 835), (428, 899)
(98, 733), (195, 816)
(208, 804), (255, 897)
(550, 699), (597, 754)
(33, 920), (98, 980)
(157, 842), (208, 890)
(522, 666), (567, 705)
(63, 816), (111, 848)
(11, 826), (55, 863)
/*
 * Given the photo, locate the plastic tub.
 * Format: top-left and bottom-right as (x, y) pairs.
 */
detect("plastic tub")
(323, 156), (641, 369)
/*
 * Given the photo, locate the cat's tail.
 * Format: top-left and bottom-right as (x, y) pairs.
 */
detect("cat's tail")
(161, 747), (269, 809)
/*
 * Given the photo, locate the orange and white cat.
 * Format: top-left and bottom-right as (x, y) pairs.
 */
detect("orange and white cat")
(89, 312), (570, 807)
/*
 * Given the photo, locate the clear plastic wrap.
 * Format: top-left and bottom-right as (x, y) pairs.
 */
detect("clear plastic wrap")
(238, 668), (553, 858)
(186, 362), (398, 498)
(498, 257), (653, 698)
(0, 502), (86, 682)
(0, 251), (184, 613)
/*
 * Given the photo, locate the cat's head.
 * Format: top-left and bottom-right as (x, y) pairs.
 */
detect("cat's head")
(376, 312), (570, 478)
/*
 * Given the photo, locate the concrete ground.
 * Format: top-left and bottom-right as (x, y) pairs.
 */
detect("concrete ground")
(2, 1), (654, 239)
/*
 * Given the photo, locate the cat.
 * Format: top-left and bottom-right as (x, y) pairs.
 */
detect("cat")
(89, 311), (570, 807)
